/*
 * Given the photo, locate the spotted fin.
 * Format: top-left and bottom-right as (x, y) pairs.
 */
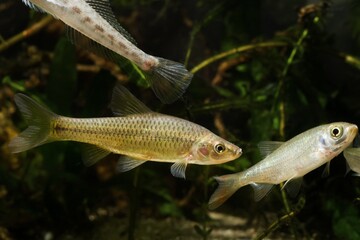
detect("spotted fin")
(145, 57), (193, 104)
(250, 183), (273, 201)
(110, 84), (153, 116)
(84, 0), (136, 44)
(257, 141), (284, 158)
(117, 156), (147, 172)
(82, 144), (111, 167)
(170, 160), (188, 179)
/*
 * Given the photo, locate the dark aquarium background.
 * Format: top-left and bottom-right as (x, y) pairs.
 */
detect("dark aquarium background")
(1, 0), (360, 239)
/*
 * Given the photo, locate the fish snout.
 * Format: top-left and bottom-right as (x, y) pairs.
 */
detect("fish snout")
(235, 147), (242, 157)
(349, 125), (359, 138)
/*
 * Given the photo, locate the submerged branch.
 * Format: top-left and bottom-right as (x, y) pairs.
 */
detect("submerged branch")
(0, 15), (53, 53)
(190, 98), (252, 113)
(190, 41), (287, 74)
(253, 211), (296, 240)
(254, 197), (306, 240)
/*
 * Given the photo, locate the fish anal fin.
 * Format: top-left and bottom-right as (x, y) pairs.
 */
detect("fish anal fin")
(257, 141), (284, 158)
(84, 0), (136, 44)
(110, 84), (152, 116)
(145, 58), (193, 104)
(82, 144), (111, 167)
(170, 160), (188, 179)
(117, 156), (147, 172)
(283, 177), (303, 198)
(250, 183), (273, 201)
(66, 26), (122, 62)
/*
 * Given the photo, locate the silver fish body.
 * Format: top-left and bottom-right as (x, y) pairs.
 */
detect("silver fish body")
(209, 122), (358, 209)
(22, 0), (192, 103)
(9, 85), (242, 178)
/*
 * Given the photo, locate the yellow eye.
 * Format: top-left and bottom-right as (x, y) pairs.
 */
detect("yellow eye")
(214, 143), (226, 154)
(330, 126), (343, 138)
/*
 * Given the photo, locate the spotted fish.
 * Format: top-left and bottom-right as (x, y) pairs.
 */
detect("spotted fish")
(22, 0), (193, 103)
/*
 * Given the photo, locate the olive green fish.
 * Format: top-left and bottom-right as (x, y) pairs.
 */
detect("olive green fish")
(344, 146), (360, 176)
(9, 85), (242, 178)
(209, 122), (358, 209)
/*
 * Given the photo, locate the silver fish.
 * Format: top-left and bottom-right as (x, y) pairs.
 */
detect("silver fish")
(343, 147), (360, 176)
(208, 122), (358, 209)
(9, 84), (242, 179)
(22, 0), (192, 103)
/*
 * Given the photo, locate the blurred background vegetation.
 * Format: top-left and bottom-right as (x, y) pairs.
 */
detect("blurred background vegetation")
(1, 0), (360, 239)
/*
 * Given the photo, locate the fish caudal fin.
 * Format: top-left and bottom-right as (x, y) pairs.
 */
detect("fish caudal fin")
(145, 57), (193, 104)
(208, 174), (244, 210)
(8, 94), (57, 153)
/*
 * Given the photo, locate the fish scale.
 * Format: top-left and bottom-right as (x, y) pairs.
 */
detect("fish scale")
(9, 85), (242, 178)
(208, 122), (358, 209)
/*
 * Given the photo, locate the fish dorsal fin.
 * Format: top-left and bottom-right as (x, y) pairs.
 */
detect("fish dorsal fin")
(117, 156), (147, 172)
(84, 0), (136, 44)
(170, 160), (188, 179)
(283, 177), (303, 198)
(82, 144), (111, 166)
(250, 183), (273, 201)
(257, 141), (284, 158)
(110, 84), (152, 116)
(322, 162), (331, 178)
(22, 0), (46, 12)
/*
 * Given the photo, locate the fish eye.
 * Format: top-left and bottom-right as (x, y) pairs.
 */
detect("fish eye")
(330, 126), (343, 138)
(214, 143), (226, 154)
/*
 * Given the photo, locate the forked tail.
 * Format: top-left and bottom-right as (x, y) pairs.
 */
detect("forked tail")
(145, 57), (193, 104)
(8, 94), (57, 153)
(208, 173), (245, 210)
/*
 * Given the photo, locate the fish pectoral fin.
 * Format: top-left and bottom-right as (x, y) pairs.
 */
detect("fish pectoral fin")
(82, 144), (112, 167)
(257, 141), (284, 158)
(117, 156), (147, 173)
(250, 183), (273, 201)
(344, 148), (360, 176)
(321, 162), (331, 178)
(170, 160), (188, 179)
(110, 84), (153, 116)
(283, 177), (303, 198)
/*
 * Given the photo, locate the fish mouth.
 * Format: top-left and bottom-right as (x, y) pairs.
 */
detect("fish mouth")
(235, 148), (242, 157)
(350, 125), (359, 138)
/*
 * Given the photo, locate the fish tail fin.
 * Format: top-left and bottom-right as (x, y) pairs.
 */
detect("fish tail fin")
(208, 173), (245, 210)
(144, 57), (193, 104)
(8, 94), (57, 153)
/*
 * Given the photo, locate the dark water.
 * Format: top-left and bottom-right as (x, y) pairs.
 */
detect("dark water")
(1, 0), (360, 239)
